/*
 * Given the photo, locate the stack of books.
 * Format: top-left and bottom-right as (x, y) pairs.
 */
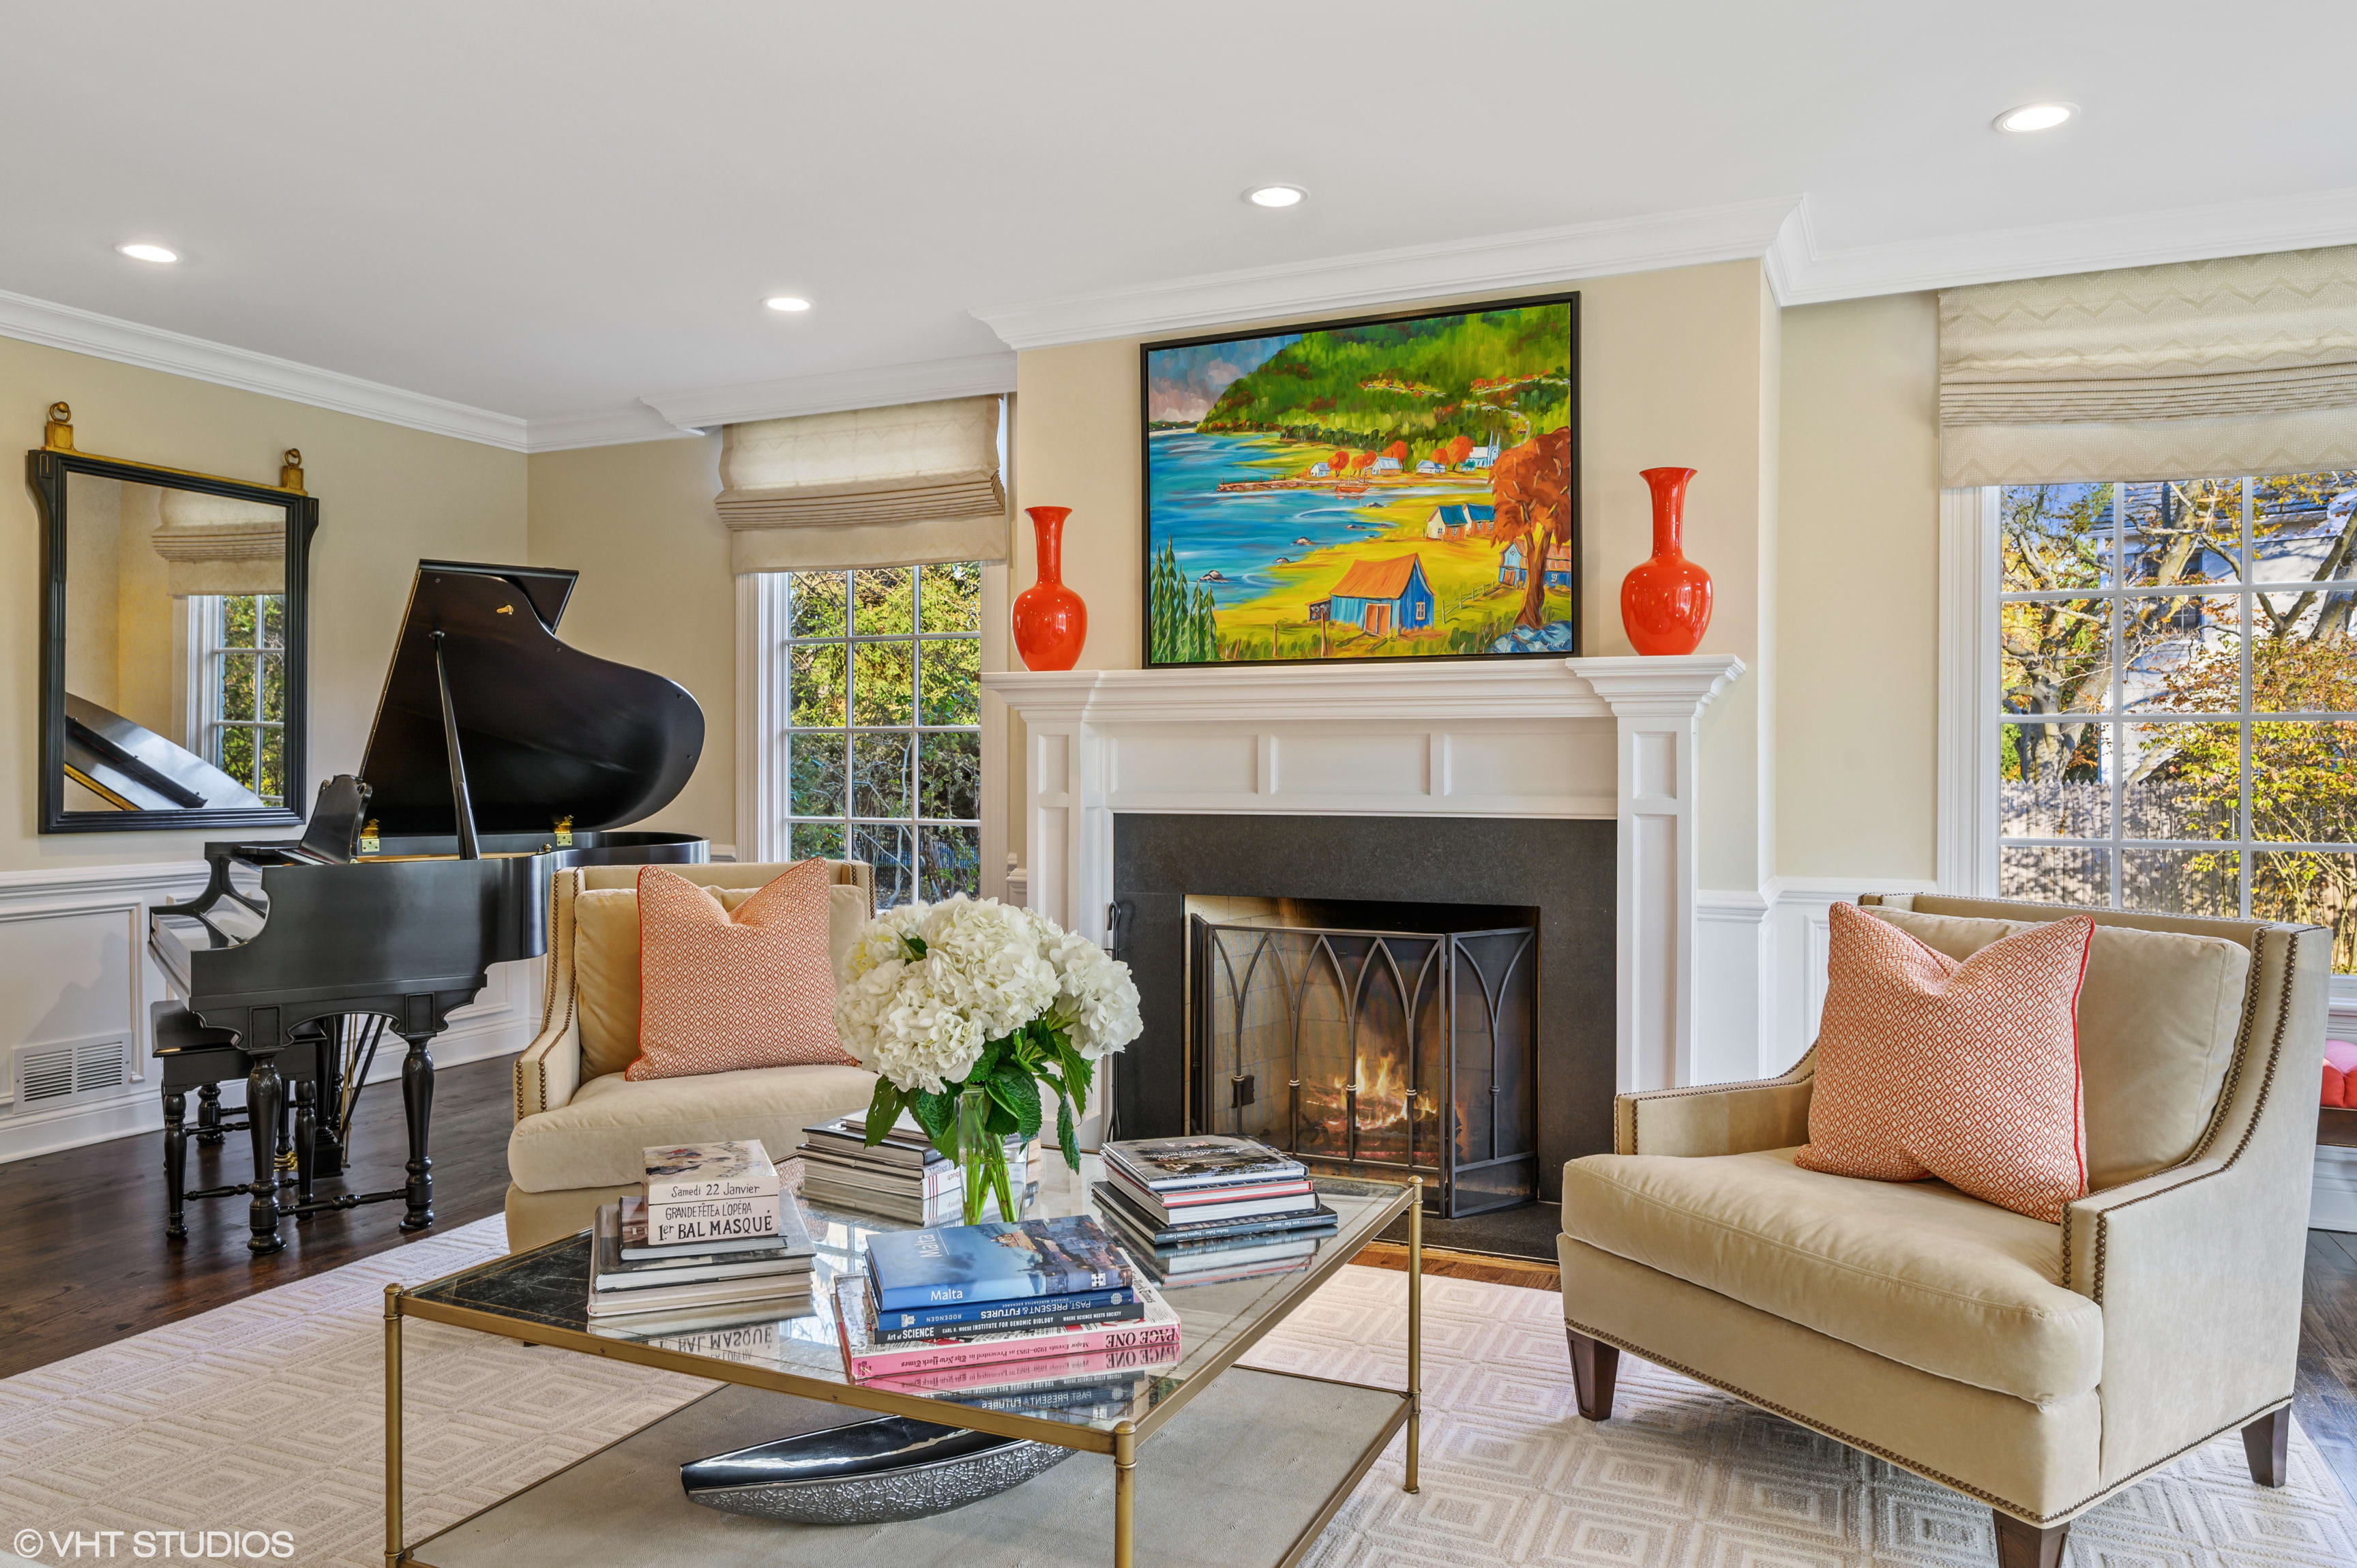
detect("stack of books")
(1093, 1136), (1339, 1286)
(586, 1140), (816, 1319)
(836, 1214), (1181, 1386)
(799, 1114), (1032, 1224)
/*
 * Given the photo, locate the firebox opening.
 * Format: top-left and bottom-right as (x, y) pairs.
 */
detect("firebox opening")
(1183, 894), (1541, 1219)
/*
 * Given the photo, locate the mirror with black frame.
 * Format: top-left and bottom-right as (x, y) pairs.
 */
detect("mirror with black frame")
(29, 409), (317, 833)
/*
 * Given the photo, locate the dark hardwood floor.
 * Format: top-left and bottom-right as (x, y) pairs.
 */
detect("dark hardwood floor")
(5, 1066), (2356, 1511)
(0, 1052), (517, 1380)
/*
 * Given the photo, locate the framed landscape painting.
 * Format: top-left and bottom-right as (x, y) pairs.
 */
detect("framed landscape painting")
(1141, 293), (1578, 667)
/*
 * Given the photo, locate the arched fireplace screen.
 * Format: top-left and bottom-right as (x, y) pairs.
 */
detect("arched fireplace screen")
(1189, 913), (1539, 1218)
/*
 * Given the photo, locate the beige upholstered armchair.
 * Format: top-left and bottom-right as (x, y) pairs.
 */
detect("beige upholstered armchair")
(1558, 895), (2331, 1568)
(503, 861), (880, 1250)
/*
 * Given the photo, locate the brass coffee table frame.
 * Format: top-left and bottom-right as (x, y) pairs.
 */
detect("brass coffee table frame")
(383, 1178), (1423, 1568)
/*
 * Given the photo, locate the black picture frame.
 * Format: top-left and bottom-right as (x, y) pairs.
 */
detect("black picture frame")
(1138, 290), (1580, 668)
(29, 447), (318, 835)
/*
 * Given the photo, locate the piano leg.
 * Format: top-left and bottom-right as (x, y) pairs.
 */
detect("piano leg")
(195, 1082), (224, 1147)
(162, 1089), (188, 1241)
(293, 1078), (318, 1217)
(398, 1031), (436, 1232)
(246, 1052), (285, 1256)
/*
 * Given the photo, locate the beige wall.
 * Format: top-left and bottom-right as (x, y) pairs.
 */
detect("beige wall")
(2, 274), (1946, 892)
(524, 436), (736, 847)
(1011, 261), (1782, 889)
(3, 336), (529, 872)
(1773, 291), (1942, 882)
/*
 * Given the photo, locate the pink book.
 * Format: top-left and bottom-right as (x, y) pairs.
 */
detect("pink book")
(837, 1275), (1181, 1381)
(866, 1343), (1183, 1398)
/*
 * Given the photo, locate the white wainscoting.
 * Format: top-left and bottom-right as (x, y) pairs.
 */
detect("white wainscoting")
(1691, 876), (1941, 1088)
(0, 860), (539, 1166)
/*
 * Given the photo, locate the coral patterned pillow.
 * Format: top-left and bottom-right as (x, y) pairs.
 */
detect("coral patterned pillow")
(626, 862), (855, 1080)
(1796, 900), (2094, 1222)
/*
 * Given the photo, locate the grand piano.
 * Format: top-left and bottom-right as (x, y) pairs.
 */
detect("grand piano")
(149, 560), (707, 1254)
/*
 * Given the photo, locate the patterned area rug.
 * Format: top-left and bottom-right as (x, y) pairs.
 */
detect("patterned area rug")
(0, 1219), (2349, 1568)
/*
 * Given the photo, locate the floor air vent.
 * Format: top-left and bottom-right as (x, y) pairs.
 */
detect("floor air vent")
(16, 1037), (130, 1105)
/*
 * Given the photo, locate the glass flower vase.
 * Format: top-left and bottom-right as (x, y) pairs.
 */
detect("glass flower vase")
(955, 1084), (1011, 1226)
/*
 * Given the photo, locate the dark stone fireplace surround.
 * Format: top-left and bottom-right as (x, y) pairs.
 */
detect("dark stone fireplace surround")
(1110, 812), (1616, 1202)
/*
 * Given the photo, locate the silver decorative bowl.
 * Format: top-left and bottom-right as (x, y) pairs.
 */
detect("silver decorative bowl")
(681, 1415), (1073, 1525)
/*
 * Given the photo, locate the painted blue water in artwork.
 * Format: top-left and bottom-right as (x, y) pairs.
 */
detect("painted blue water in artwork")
(1146, 432), (1483, 603)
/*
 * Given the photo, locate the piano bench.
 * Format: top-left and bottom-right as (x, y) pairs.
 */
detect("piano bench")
(151, 1007), (323, 1244)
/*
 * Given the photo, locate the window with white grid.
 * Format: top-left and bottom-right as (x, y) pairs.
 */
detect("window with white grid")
(776, 564), (982, 908)
(194, 592), (286, 805)
(1996, 471), (2357, 968)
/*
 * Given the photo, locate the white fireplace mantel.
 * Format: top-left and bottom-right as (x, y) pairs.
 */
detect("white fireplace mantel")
(983, 654), (1744, 1097)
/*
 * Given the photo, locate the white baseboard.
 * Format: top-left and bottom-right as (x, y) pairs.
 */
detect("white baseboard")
(2314, 1146), (2357, 1234)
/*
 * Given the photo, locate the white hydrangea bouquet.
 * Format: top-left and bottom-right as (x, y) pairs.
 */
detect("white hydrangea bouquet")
(834, 895), (1142, 1224)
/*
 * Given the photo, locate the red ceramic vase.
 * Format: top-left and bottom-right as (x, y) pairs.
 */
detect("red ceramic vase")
(1620, 467), (1713, 655)
(1011, 505), (1088, 671)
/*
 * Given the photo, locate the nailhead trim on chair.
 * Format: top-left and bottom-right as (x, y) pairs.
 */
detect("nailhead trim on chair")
(1616, 1056), (1815, 1156)
(1563, 1312), (2292, 1527)
(2084, 926), (2304, 1305)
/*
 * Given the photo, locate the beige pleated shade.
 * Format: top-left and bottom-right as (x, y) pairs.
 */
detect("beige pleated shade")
(717, 396), (1009, 572)
(1939, 243), (2357, 486)
(152, 490), (288, 597)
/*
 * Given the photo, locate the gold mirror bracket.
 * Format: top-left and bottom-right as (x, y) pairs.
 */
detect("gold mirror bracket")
(44, 402), (74, 451)
(280, 449), (306, 492)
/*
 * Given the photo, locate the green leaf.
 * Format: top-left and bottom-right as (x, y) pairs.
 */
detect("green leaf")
(988, 1065), (1044, 1140)
(900, 933), (929, 961)
(1055, 1092), (1080, 1171)
(969, 1036), (1004, 1085)
(908, 1089), (958, 1161)
(985, 1097), (1018, 1139)
(1056, 1040), (1094, 1106)
(862, 1080), (906, 1147)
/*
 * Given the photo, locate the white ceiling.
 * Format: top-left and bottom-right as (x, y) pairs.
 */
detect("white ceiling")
(6, 1), (2356, 447)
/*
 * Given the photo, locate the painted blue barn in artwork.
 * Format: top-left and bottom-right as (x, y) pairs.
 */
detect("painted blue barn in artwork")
(1311, 554), (1436, 637)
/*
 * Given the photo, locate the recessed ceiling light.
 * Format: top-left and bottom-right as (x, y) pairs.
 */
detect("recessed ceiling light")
(764, 295), (812, 312)
(116, 242), (179, 264)
(1245, 184), (1307, 209)
(1994, 102), (2076, 134)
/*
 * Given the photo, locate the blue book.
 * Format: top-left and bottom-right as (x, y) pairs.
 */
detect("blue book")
(863, 1215), (1131, 1310)
(872, 1284), (1136, 1335)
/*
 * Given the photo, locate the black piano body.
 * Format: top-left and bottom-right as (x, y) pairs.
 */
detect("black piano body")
(149, 560), (707, 1252)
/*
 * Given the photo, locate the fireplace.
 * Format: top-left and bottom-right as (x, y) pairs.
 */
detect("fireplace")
(983, 655), (1747, 1193)
(1108, 812), (1613, 1200)
(1189, 900), (1539, 1217)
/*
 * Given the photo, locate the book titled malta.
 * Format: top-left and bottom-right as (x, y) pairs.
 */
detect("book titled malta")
(643, 1140), (780, 1205)
(863, 1214), (1130, 1311)
(837, 1275), (1179, 1381)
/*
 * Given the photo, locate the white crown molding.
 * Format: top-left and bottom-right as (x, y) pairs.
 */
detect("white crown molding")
(971, 198), (1803, 350)
(520, 403), (700, 454)
(0, 285), (530, 451)
(640, 352), (1017, 433)
(1769, 184), (2357, 306)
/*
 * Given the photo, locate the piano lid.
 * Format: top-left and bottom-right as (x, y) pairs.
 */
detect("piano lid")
(355, 560), (704, 837)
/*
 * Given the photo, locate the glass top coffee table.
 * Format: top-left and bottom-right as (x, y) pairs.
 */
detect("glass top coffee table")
(385, 1158), (1423, 1568)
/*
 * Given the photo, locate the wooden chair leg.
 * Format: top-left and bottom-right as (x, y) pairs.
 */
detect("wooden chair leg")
(1991, 1511), (2067, 1568)
(2242, 1406), (2291, 1488)
(1566, 1329), (1619, 1422)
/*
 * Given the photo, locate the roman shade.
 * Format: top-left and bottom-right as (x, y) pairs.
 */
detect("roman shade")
(716, 395), (1009, 573)
(1939, 243), (2357, 486)
(151, 490), (286, 597)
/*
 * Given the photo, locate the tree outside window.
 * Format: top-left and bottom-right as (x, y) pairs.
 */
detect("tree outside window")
(780, 563), (982, 908)
(1998, 471), (2357, 968)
